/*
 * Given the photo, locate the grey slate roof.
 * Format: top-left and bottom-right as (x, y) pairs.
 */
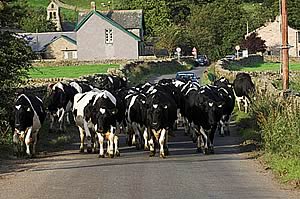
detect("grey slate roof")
(78, 9), (143, 30)
(18, 32), (76, 52)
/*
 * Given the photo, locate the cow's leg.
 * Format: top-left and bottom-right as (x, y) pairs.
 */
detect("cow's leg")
(199, 126), (209, 155)
(132, 122), (142, 150)
(49, 114), (55, 133)
(143, 127), (149, 151)
(159, 129), (166, 158)
(236, 97), (242, 111)
(184, 118), (190, 135)
(164, 129), (169, 156)
(31, 131), (39, 156)
(65, 101), (73, 125)
(219, 119), (225, 137)
(148, 133), (155, 157)
(97, 133), (105, 158)
(108, 129), (115, 158)
(208, 125), (217, 154)
(190, 122), (197, 143)
(79, 127), (85, 153)
(114, 135), (120, 157)
(196, 135), (203, 153)
(57, 108), (65, 133)
(83, 120), (92, 153)
(24, 127), (33, 157)
(244, 97), (250, 113)
(224, 115), (231, 136)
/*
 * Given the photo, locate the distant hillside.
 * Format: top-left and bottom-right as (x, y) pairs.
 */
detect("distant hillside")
(26, 0), (116, 24)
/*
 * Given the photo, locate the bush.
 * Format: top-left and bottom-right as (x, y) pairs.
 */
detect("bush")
(252, 93), (300, 159)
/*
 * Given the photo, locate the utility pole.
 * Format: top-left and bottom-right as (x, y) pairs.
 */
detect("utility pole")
(281, 0), (289, 91)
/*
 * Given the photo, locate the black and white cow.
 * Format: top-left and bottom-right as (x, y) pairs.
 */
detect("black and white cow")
(145, 89), (177, 158)
(184, 85), (224, 154)
(233, 73), (255, 113)
(73, 89), (124, 158)
(86, 74), (127, 91)
(124, 91), (148, 150)
(73, 91), (100, 153)
(13, 94), (46, 157)
(47, 81), (92, 133)
(214, 77), (235, 136)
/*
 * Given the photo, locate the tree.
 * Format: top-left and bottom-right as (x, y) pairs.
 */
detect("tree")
(20, 8), (57, 33)
(240, 32), (266, 54)
(0, 0), (35, 138)
(188, 0), (247, 60)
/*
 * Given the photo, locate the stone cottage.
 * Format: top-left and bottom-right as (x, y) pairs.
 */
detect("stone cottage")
(246, 17), (300, 57)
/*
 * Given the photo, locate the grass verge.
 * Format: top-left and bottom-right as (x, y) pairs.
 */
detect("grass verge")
(229, 62), (300, 72)
(29, 64), (120, 78)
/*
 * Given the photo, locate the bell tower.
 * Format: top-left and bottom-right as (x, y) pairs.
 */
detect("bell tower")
(47, 0), (62, 31)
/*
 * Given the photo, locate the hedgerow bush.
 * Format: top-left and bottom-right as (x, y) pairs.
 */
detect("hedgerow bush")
(251, 93), (300, 159)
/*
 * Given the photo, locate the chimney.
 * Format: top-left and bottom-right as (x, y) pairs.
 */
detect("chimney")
(91, 1), (96, 11)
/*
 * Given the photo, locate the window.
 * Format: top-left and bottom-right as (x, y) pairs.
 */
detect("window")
(105, 29), (113, 44)
(53, 12), (56, 19)
(298, 32), (300, 43)
(49, 12), (53, 19)
(51, 4), (54, 9)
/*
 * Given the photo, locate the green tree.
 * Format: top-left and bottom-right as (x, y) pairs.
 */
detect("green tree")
(20, 8), (57, 33)
(188, 0), (247, 60)
(0, 0), (35, 140)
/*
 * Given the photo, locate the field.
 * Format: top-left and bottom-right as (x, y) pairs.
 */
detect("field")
(27, 0), (114, 9)
(230, 62), (300, 72)
(29, 64), (120, 78)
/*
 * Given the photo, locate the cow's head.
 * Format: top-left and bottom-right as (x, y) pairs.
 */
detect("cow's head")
(14, 100), (34, 142)
(91, 93), (118, 134)
(205, 100), (224, 126)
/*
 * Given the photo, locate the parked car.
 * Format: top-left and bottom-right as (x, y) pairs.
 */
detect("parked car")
(175, 71), (199, 83)
(224, 55), (236, 61)
(195, 55), (209, 67)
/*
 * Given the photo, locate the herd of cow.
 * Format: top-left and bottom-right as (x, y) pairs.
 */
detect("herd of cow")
(13, 72), (255, 158)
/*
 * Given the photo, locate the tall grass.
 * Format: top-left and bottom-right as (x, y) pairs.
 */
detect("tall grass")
(250, 93), (300, 184)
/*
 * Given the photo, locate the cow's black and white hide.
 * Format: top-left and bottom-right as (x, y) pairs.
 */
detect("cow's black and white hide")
(87, 74), (127, 91)
(13, 94), (46, 157)
(184, 87), (224, 154)
(73, 91), (100, 153)
(89, 90), (125, 158)
(233, 73), (255, 113)
(214, 77), (235, 136)
(124, 92), (148, 150)
(146, 89), (177, 158)
(47, 81), (92, 133)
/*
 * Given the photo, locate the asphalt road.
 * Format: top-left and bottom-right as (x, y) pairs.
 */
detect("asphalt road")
(0, 66), (299, 199)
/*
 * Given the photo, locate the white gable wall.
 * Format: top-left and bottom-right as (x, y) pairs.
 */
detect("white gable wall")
(77, 14), (139, 61)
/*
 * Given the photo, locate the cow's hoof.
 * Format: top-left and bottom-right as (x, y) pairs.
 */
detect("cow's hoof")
(220, 134), (225, 137)
(98, 154), (105, 158)
(160, 153), (166, 158)
(87, 148), (92, 154)
(144, 146), (149, 151)
(135, 143), (140, 150)
(209, 147), (215, 154)
(225, 131), (230, 136)
(79, 148), (84, 153)
(204, 148), (209, 155)
(196, 147), (203, 153)
(115, 151), (120, 157)
(149, 151), (155, 157)
(164, 148), (169, 156)
(94, 149), (99, 154)
(108, 153), (114, 158)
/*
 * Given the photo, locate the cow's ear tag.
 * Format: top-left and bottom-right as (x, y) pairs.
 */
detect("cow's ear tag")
(228, 85), (232, 88)
(218, 104), (223, 108)
(27, 107), (31, 111)
(209, 102), (213, 107)
(15, 105), (21, 110)
(164, 105), (168, 109)
(141, 100), (145, 104)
